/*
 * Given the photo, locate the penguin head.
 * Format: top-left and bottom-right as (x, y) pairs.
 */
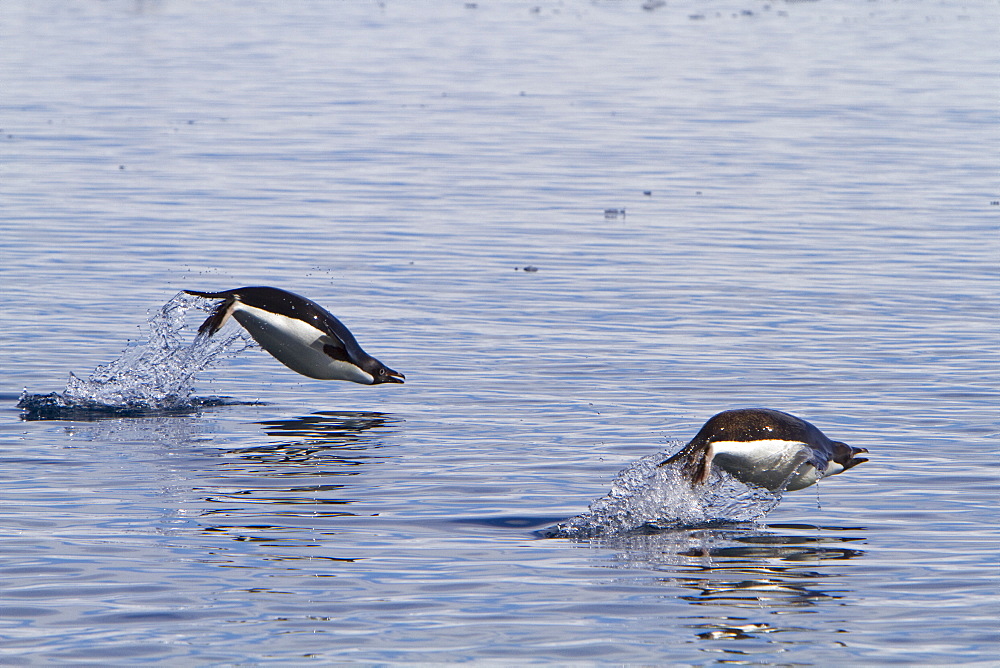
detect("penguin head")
(363, 357), (405, 385)
(831, 440), (868, 471)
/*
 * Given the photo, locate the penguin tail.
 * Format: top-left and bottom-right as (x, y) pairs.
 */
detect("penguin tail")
(184, 290), (238, 337)
(184, 289), (231, 299)
(658, 440), (713, 486)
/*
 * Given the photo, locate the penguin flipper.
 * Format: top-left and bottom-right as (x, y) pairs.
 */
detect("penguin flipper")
(322, 343), (351, 363)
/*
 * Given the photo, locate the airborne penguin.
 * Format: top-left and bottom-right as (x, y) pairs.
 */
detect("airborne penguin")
(185, 286), (404, 385)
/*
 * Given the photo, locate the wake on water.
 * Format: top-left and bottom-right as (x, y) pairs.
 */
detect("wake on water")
(18, 292), (255, 420)
(545, 454), (784, 538)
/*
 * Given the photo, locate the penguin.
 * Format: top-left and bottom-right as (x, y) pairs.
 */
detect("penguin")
(184, 287), (404, 385)
(660, 408), (867, 491)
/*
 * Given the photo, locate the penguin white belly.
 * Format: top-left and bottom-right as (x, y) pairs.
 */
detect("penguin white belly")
(709, 439), (823, 491)
(231, 305), (374, 383)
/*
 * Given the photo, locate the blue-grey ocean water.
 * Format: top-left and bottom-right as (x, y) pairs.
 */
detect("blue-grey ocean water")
(2, 0), (998, 664)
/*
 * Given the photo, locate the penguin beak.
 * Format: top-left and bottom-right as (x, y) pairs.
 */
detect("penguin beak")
(832, 441), (868, 470)
(384, 369), (405, 384)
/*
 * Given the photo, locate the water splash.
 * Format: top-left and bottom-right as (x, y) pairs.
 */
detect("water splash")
(547, 451), (783, 538)
(18, 292), (255, 419)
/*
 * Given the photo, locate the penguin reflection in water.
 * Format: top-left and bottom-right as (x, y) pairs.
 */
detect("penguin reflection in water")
(662, 408), (868, 492)
(185, 287), (404, 385)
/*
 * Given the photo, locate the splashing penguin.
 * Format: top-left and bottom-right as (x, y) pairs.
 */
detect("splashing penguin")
(660, 408), (867, 491)
(184, 287), (404, 385)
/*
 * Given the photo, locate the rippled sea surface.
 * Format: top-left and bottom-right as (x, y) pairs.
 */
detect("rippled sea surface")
(2, 1), (998, 664)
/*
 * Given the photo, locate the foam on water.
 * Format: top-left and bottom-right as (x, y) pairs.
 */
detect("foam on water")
(17, 292), (254, 419)
(548, 452), (783, 538)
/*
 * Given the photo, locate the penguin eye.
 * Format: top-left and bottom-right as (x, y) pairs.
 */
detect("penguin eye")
(378, 368), (386, 376)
